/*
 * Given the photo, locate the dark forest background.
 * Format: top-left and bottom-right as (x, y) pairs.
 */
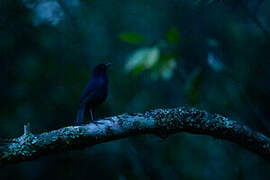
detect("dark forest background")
(0, 0), (270, 179)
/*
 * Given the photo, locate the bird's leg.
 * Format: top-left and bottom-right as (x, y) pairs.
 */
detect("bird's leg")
(89, 108), (94, 121)
(89, 108), (105, 125)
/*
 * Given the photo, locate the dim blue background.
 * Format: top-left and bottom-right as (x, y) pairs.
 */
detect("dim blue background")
(0, 0), (270, 179)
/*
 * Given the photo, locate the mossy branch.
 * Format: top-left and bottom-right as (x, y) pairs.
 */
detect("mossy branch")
(0, 107), (270, 166)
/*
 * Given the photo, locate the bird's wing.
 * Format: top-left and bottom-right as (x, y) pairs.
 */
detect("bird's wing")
(79, 80), (97, 105)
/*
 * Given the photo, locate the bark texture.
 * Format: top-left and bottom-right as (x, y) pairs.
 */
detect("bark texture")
(1, 107), (270, 166)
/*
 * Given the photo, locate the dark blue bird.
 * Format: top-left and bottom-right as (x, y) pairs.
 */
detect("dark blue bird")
(75, 63), (111, 125)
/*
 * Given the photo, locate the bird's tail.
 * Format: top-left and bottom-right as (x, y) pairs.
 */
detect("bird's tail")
(75, 104), (85, 125)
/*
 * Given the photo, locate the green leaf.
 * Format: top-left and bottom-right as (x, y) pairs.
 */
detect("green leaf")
(160, 58), (177, 80)
(125, 47), (160, 75)
(166, 27), (180, 44)
(150, 56), (177, 81)
(119, 32), (146, 44)
(125, 48), (149, 72)
(144, 47), (160, 68)
(184, 68), (203, 104)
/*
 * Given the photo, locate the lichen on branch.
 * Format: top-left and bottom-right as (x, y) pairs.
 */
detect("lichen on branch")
(0, 107), (270, 166)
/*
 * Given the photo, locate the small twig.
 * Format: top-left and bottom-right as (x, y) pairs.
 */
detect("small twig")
(23, 122), (31, 136)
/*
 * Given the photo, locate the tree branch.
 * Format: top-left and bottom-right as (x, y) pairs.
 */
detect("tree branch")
(1, 107), (270, 166)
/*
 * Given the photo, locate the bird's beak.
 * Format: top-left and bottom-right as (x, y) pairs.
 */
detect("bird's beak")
(105, 62), (112, 67)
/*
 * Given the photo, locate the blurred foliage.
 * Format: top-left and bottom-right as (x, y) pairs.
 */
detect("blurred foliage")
(126, 46), (160, 74)
(184, 68), (203, 104)
(125, 46), (178, 80)
(166, 27), (180, 45)
(119, 32), (146, 44)
(124, 27), (180, 80)
(1, 0), (270, 179)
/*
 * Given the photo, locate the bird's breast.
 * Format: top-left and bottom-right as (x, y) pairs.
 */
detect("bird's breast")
(80, 74), (109, 107)
(90, 84), (108, 105)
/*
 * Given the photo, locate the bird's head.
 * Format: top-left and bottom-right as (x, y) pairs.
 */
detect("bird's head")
(93, 63), (111, 76)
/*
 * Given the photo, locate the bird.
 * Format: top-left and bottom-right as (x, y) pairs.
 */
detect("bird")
(75, 63), (111, 125)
